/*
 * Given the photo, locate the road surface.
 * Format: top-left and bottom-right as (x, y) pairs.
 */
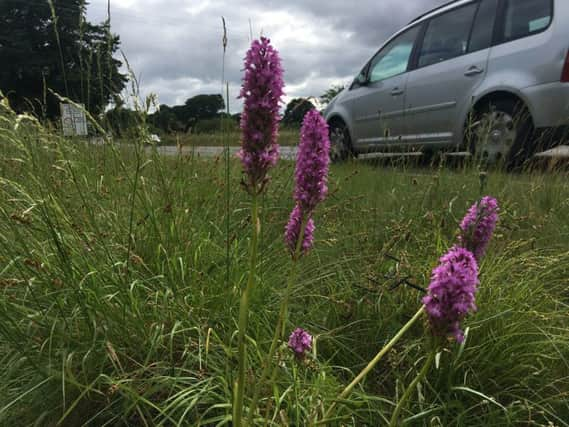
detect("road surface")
(150, 145), (569, 160)
(89, 137), (569, 161)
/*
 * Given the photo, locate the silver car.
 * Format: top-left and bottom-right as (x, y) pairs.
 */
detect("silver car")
(324, 0), (569, 168)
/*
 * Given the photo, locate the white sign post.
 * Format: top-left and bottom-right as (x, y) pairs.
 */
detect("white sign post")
(60, 103), (88, 136)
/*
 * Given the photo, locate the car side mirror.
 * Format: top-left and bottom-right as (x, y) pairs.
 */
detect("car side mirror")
(352, 73), (368, 89)
(358, 73), (368, 85)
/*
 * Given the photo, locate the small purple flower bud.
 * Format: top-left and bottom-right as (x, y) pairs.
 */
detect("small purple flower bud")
(458, 196), (499, 261)
(284, 205), (315, 256)
(294, 109), (331, 212)
(288, 327), (313, 357)
(422, 247), (479, 343)
(237, 37), (285, 194)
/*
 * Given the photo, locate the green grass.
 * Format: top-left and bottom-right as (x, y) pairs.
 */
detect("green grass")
(1, 103), (568, 426)
(155, 128), (300, 147)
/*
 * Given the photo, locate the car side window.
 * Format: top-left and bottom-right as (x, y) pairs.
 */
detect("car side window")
(418, 3), (478, 68)
(368, 26), (420, 83)
(503, 0), (552, 42)
(468, 0), (498, 53)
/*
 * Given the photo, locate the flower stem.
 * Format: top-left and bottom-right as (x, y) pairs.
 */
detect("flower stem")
(279, 217), (307, 339)
(322, 305), (425, 422)
(247, 217), (307, 424)
(293, 361), (300, 426)
(388, 350), (435, 426)
(234, 195), (260, 427)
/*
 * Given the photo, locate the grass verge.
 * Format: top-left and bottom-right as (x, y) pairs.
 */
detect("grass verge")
(1, 105), (568, 425)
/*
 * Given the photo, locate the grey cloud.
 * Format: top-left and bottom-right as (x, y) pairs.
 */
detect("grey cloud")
(240, 0), (444, 46)
(87, 0), (447, 108)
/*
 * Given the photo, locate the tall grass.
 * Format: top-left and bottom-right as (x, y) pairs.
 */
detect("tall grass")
(0, 96), (568, 425)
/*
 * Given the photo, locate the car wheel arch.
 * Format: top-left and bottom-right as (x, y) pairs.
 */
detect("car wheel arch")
(461, 90), (535, 143)
(327, 116), (354, 150)
(473, 91), (533, 121)
(463, 90), (539, 169)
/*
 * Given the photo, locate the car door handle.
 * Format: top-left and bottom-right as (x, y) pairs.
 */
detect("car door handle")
(465, 66), (484, 76)
(391, 87), (404, 96)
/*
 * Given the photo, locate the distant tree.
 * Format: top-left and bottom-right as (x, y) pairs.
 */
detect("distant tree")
(320, 84), (345, 105)
(0, 0), (127, 119)
(183, 94), (225, 124)
(171, 104), (189, 131)
(147, 94), (225, 133)
(149, 104), (179, 132)
(282, 98), (315, 126)
(105, 107), (141, 137)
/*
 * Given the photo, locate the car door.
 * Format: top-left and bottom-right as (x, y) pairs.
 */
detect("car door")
(403, 0), (498, 146)
(348, 25), (421, 151)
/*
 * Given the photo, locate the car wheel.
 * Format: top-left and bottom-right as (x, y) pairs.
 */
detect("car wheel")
(469, 99), (534, 170)
(329, 121), (352, 163)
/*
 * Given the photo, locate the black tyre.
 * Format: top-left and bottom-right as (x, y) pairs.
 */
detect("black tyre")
(328, 120), (352, 163)
(468, 98), (534, 170)
(420, 148), (440, 167)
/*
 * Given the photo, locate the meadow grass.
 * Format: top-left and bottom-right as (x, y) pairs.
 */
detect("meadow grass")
(155, 128), (300, 148)
(1, 103), (568, 426)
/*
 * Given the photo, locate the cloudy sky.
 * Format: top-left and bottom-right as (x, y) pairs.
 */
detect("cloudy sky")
(87, 0), (447, 111)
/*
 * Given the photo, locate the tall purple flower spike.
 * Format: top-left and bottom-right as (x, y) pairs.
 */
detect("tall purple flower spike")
(288, 327), (313, 357)
(294, 109), (331, 212)
(422, 247), (479, 343)
(459, 196), (499, 260)
(284, 109), (330, 257)
(237, 37), (284, 194)
(284, 205), (315, 255)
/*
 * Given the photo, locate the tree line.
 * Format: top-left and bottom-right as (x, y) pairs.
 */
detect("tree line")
(0, 0), (346, 136)
(139, 91), (346, 136)
(0, 0), (126, 120)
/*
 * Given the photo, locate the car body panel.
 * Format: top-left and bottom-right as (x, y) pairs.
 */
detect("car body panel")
(348, 73), (408, 150)
(522, 82), (569, 128)
(405, 47), (491, 147)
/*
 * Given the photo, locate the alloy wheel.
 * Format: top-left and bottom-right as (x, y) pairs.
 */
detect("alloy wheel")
(474, 110), (518, 164)
(329, 124), (349, 162)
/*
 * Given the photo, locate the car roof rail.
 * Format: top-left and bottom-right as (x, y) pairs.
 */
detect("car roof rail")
(408, 0), (465, 25)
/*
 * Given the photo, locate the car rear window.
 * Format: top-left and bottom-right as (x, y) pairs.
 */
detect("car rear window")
(503, 0), (553, 41)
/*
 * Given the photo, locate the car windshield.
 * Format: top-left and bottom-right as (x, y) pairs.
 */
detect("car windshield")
(367, 26), (420, 83)
(371, 44), (414, 81)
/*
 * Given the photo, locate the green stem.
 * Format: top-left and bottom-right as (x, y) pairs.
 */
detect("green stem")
(247, 216), (307, 424)
(389, 350), (435, 427)
(293, 361), (300, 426)
(278, 218), (307, 339)
(322, 305), (425, 422)
(234, 195), (260, 427)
